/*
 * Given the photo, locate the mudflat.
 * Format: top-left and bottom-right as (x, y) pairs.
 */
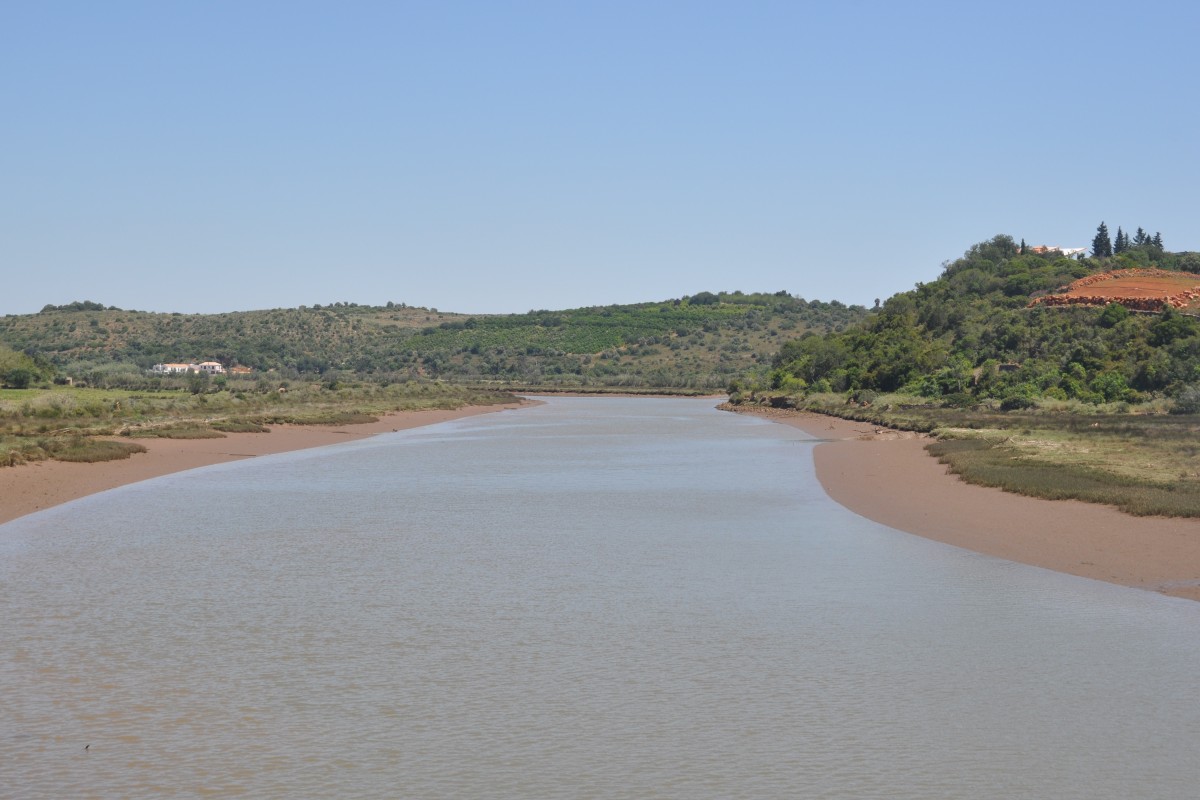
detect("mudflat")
(734, 406), (1200, 602)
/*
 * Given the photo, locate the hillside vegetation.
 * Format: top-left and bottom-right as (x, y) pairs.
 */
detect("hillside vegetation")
(0, 293), (866, 392)
(755, 235), (1200, 407)
(740, 233), (1200, 516)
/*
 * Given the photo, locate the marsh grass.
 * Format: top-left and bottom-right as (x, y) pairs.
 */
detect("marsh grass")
(125, 427), (227, 439)
(0, 382), (517, 469)
(927, 438), (1200, 517)
(754, 392), (1200, 517)
(209, 420), (269, 433)
(0, 438), (44, 466)
(45, 437), (148, 463)
(0, 435), (147, 465)
(256, 411), (379, 426)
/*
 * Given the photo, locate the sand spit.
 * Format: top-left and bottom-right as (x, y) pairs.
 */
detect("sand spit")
(728, 405), (1200, 602)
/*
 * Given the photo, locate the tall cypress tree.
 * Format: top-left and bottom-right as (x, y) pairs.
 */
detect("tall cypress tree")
(1114, 227), (1126, 253)
(1092, 222), (1113, 257)
(1153, 232), (1164, 249)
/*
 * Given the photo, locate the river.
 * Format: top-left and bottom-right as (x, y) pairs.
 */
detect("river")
(2, 396), (1198, 798)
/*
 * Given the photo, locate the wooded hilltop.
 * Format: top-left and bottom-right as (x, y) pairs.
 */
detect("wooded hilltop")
(745, 232), (1200, 410)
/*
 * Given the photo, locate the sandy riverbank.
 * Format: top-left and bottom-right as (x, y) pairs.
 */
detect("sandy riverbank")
(731, 406), (1200, 602)
(6, 397), (1197, 602)
(0, 402), (529, 527)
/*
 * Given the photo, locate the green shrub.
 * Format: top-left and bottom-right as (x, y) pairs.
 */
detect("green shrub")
(941, 392), (976, 408)
(1098, 303), (1129, 328)
(999, 394), (1035, 411)
(3, 367), (36, 389)
(1172, 383), (1200, 414)
(849, 389), (877, 405)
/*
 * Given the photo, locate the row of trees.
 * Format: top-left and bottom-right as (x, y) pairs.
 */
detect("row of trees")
(38, 300), (122, 313)
(1092, 222), (1163, 257)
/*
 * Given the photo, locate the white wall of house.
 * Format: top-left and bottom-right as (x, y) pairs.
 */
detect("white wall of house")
(151, 361), (226, 375)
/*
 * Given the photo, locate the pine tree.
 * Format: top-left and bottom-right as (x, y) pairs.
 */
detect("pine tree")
(1092, 222), (1113, 257)
(1114, 227), (1126, 254)
(1019, 238), (1027, 254)
(1134, 227), (1147, 246)
(1153, 232), (1164, 249)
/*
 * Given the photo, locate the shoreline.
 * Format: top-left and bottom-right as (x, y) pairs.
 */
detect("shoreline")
(0, 401), (529, 527)
(6, 396), (1198, 603)
(730, 405), (1200, 602)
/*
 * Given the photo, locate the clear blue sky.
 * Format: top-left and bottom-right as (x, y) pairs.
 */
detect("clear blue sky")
(3, 1), (1198, 316)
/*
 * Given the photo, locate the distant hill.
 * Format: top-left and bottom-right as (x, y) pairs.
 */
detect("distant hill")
(0, 292), (867, 391)
(758, 236), (1200, 407)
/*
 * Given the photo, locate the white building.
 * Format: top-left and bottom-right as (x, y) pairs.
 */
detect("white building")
(1027, 245), (1088, 258)
(151, 361), (226, 375)
(151, 362), (193, 375)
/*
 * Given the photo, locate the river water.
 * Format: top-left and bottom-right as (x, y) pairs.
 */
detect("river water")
(2, 396), (1199, 799)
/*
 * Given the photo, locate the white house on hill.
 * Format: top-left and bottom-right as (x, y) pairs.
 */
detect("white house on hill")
(151, 361), (226, 375)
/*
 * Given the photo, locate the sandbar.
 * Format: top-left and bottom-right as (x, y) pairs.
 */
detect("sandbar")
(0, 402), (528, 527)
(732, 406), (1200, 602)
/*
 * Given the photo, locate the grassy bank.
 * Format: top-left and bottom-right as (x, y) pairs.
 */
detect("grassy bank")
(0, 382), (517, 467)
(732, 392), (1200, 517)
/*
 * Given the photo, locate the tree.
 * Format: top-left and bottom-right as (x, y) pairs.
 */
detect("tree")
(1134, 227), (1147, 247)
(1149, 307), (1198, 346)
(1098, 302), (1129, 328)
(1153, 232), (1164, 249)
(1173, 383), (1200, 414)
(1114, 227), (1127, 254)
(1092, 222), (1113, 257)
(2, 367), (35, 389)
(1092, 371), (1132, 403)
(186, 371), (210, 394)
(1176, 252), (1200, 273)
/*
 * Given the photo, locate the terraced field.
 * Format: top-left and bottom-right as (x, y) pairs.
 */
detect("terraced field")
(1031, 269), (1200, 311)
